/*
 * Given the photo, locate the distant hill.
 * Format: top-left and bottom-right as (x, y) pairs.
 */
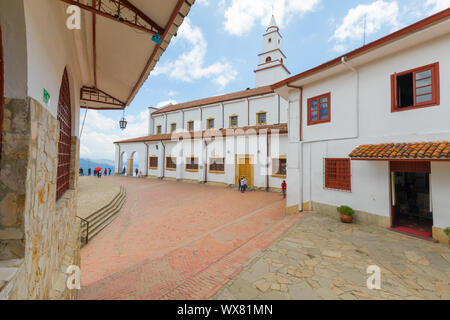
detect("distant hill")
(79, 158), (115, 174)
(79, 158), (138, 174)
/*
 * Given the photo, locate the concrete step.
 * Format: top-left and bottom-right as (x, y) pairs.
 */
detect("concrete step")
(81, 185), (126, 244)
(84, 194), (126, 237)
(83, 187), (125, 228)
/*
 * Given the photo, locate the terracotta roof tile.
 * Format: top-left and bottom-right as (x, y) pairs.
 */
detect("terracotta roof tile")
(114, 123), (287, 144)
(349, 141), (450, 160)
(152, 86), (274, 115)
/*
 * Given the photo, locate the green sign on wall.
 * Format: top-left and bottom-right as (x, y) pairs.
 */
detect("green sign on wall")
(43, 89), (50, 105)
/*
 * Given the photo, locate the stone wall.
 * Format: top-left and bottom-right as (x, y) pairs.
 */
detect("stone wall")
(0, 98), (28, 260)
(0, 98), (81, 299)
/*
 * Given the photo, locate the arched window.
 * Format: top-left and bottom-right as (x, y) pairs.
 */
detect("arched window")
(265, 56), (272, 63)
(56, 68), (72, 200)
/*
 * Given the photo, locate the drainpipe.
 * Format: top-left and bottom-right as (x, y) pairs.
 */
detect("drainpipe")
(277, 95), (281, 124)
(203, 140), (209, 183)
(221, 103), (224, 129)
(247, 98), (250, 126)
(341, 56), (360, 138)
(287, 84), (303, 211)
(182, 110), (185, 131)
(160, 140), (165, 179)
(145, 143), (149, 177)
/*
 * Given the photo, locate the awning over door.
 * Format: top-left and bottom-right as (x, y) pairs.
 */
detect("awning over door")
(349, 141), (449, 161)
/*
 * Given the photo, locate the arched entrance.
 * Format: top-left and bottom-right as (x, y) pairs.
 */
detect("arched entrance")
(127, 151), (139, 176)
(56, 68), (72, 200)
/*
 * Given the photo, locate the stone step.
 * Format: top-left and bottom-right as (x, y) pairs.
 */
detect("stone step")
(84, 186), (125, 222)
(82, 187), (125, 228)
(83, 194), (126, 236)
(81, 186), (126, 244)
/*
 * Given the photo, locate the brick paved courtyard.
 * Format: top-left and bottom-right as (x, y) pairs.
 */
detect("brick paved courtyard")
(79, 177), (301, 300)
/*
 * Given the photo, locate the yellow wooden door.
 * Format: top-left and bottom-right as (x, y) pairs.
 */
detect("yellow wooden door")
(237, 156), (253, 187)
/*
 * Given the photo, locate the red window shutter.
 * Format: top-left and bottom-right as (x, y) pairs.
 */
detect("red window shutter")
(56, 69), (72, 201)
(324, 158), (351, 191)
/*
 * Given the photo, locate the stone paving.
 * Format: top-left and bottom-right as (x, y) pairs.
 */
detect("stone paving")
(77, 176), (122, 219)
(79, 177), (301, 300)
(213, 213), (450, 300)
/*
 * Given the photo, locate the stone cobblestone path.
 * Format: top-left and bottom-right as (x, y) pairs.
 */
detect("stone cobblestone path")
(79, 177), (301, 300)
(213, 213), (450, 300)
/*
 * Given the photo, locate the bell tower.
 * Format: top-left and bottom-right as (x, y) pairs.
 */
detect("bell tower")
(255, 15), (290, 87)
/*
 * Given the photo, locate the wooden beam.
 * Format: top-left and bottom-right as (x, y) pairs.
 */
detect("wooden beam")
(60, 0), (163, 35)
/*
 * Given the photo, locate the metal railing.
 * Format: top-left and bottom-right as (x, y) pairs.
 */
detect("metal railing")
(77, 216), (90, 246)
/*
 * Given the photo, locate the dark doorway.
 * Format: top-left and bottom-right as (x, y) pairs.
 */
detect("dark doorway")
(391, 162), (432, 237)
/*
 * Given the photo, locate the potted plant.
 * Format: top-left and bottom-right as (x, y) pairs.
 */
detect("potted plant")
(444, 227), (450, 245)
(337, 205), (355, 223)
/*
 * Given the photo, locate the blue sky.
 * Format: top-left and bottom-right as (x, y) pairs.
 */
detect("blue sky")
(79, 0), (449, 161)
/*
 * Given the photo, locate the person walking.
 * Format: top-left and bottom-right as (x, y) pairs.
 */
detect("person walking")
(281, 180), (287, 199)
(108, 168), (112, 176)
(242, 177), (247, 193)
(135, 168), (138, 177)
(122, 167), (126, 175)
(239, 177), (244, 193)
(88, 168), (91, 176)
(104, 168), (107, 176)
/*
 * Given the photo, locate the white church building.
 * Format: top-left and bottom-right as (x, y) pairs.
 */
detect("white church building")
(115, 16), (290, 192)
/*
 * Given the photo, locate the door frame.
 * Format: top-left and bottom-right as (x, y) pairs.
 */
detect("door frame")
(389, 161), (431, 228)
(235, 154), (254, 187)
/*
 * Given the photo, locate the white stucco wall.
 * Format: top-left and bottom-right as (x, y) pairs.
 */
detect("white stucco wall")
(431, 162), (450, 229)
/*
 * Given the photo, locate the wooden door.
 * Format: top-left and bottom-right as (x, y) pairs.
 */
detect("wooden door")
(236, 155), (254, 187)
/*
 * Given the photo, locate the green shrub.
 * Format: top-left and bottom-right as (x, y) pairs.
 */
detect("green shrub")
(337, 205), (355, 216)
(444, 227), (450, 237)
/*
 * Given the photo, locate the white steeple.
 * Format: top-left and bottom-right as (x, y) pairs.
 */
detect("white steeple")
(254, 15), (290, 87)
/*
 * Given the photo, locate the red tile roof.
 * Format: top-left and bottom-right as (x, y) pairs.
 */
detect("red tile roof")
(152, 86), (274, 115)
(349, 142), (450, 160)
(114, 123), (287, 144)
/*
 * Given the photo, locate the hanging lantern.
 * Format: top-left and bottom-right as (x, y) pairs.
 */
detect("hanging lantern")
(119, 109), (127, 130)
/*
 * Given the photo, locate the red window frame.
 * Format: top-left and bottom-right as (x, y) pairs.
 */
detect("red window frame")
(307, 92), (331, 125)
(391, 62), (440, 112)
(324, 158), (351, 191)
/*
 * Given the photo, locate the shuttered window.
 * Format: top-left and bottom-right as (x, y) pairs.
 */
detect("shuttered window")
(166, 157), (176, 169)
(324, 158), (351, 191)
(186, 157), (199, 171)
(56, 69), (72, 200)
(209, 158), (225, 173)
(149, 157), (158, 169)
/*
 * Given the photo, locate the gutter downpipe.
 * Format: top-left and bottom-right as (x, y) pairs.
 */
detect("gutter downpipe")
(160, 140), (165, 179)
(341, 56), (360, 138)
(145, 143), (149, 177)
(287, 84), (303, 211)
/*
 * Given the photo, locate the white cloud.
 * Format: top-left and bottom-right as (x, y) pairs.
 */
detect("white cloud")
(222, 0), (321, 36)
(153, 18), (237, 88)
(331, 0), (400, 52)
(156, 99), (177, 108)
(197, 0), (210, 5)
(80, 100), (172, 160)
(425, 0), (450, 13)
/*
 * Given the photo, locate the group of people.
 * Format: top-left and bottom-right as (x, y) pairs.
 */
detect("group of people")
(79, 168), (112, 178)
(239, 176), (287, 199)
(122, 167), (143, 177)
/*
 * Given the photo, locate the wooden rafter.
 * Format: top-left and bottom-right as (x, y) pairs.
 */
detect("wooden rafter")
(80, 86), (126, 108)
(60, 0), (164, 35)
